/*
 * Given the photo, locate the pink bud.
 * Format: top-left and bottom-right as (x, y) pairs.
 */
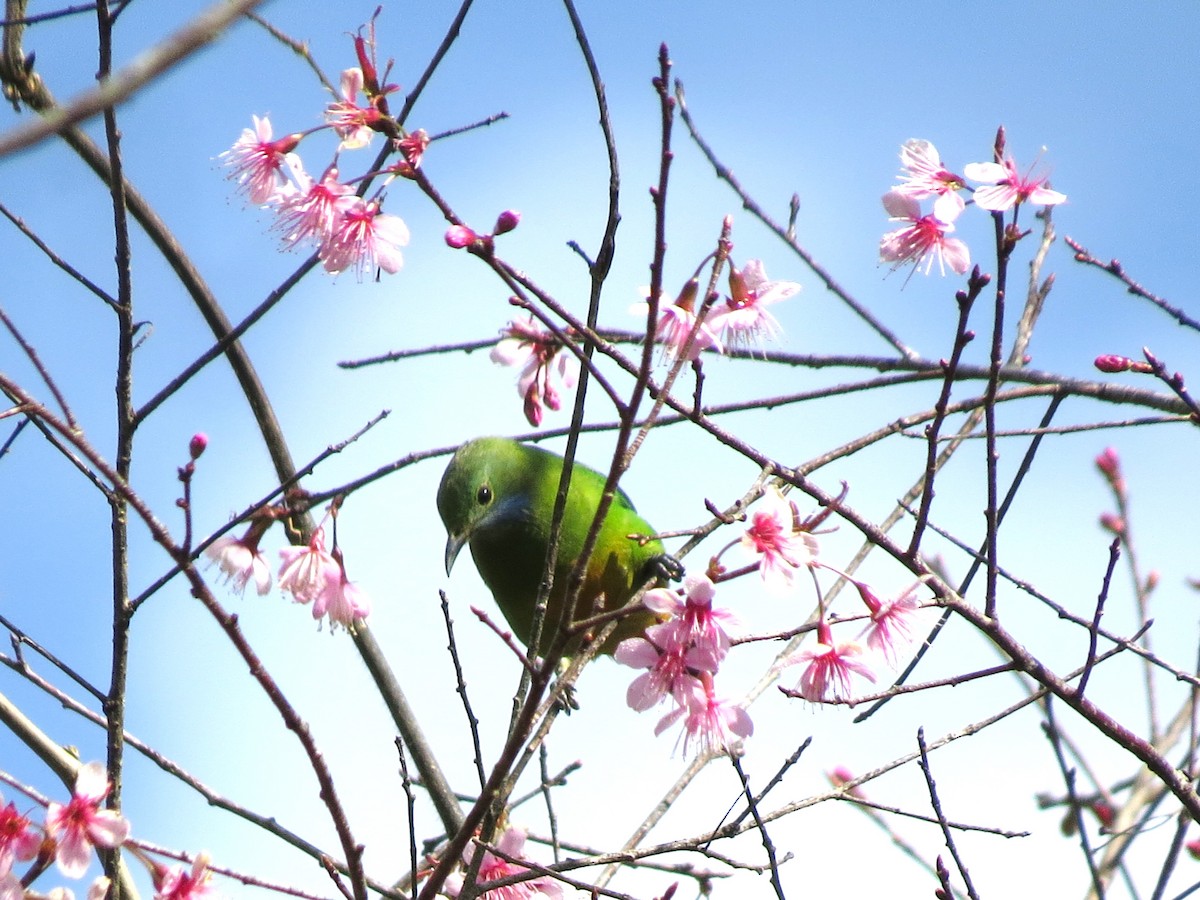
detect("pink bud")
(1094, 354), (1133, 373)
(727, 264), (749, 306)
(1099, 512), (1125, 535)
(444, 225), (477, 249)
(189, 433), (208, 460)
(354, 34), (379, 95)
(674, 278), (700, 313)
(271, 133), (303, 156)
(523, 385), (544, 427)
(493, 209), (521, 235)
(1094, 447), (1120, 481)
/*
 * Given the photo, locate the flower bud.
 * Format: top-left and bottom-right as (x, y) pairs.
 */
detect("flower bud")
(728, 265), (749, 307)
(444, 225), (477, 249)
(1094, 447), (1121, 482)
(674, 278), (700, 313)
(523, 385), (544, 427)
(1094, 354), (1133, 373)
(493, 209), (521, 235)
(189, 432), (208, 460)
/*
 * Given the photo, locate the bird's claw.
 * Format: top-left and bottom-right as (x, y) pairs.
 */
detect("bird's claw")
(647, 553), (684, 584)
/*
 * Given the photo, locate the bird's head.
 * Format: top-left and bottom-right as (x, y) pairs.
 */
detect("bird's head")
(437, 437), (516, 575)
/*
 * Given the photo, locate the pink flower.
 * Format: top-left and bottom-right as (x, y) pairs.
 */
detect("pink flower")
(642, 573), (737, 671)
(324, 68), (380, 149)
(708, 260), (800, 353)
(312, 558), (371, 630)
(206, 533), (272, 597)
(273, 166), (356, 250)
(893, 139), (966, 223)
(786, 620), (876, 703)
(154, 854), (216, 900)
(0, 801), (40, 869)
(220, 115), (302, 205)
(855, 579), (927, 666)
(277, 529), (339, 605)
(44, 763), (131, 879)
(963, 155), (1066, 212)
(655, 672), (752, 757)
(392, 129), (430, 176)
(879, 190), (970, 276)
(615, 626), (701, 712)
(633, 280), (722, 363)
(490, 318), (579, 427)
(443, 825), (562, 899)
(0, 866), (21, 900)
(318, 198), (410, 278)
(741, 487), (818, 593)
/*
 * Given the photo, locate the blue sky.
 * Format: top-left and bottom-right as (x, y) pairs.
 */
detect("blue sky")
(2, 2), (1199, 897)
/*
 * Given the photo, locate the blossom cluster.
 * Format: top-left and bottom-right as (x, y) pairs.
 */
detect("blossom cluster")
(633, 258), (801, 365)
(207, 524), (371, 631)
(615, 573), (750, 756)
(221, 25), (422, 280)
(614, 484), (933, 754)
(1, 763), (215, 900)
(490, 317), (580, 427)
(880, 137), (1067, 277)
(441, 824), (562, 900)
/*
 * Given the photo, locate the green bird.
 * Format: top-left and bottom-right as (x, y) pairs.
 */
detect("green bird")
(437, 437), (677, 657)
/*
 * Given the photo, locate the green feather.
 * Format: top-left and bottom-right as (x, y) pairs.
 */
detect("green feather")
(437, 437), (665, 655)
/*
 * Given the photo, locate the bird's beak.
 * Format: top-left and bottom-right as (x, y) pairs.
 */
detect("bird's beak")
(444, 532), (468, 575)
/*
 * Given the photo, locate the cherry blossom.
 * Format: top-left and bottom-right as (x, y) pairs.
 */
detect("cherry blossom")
(708, 259), (800, 353)
(278, 529), (339, 606)
(0, 862), (19, 900)
(615, 624), (702, 712)
(44, 763), (131, 879)
(442, 825), (562, 899)
(0, 801), (39, 870)
(490, 318), (579, 427)
(963, 154), (1066, 212)
(632, 279), (722, 363)
(324, 68), (380, 150)
(154, 854), (217, 900)
(206, 532), (272, 597)
(220, 115), (301, 205)
(893, 139), (966, 222)
(318, 198), (410, 278)
(313, 558), (372, 630)
(273, 166), (356, 250)
(642, 573), (737, 671)
(786, 620), (876, 703)
(392, 129), (430, 176)
(854, 578), (927, 666)
(740, 487), (818, 593)
(879, 190), (970, 277)
(655, 672), (752, 757)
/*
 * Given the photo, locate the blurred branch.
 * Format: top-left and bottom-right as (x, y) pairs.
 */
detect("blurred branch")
(0, 0), (268, 156)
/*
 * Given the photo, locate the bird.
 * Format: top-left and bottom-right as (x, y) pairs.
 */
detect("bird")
(437, 436), (678, 657)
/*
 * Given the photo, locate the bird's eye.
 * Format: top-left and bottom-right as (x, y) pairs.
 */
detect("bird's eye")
(476, 484), (492, 506)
